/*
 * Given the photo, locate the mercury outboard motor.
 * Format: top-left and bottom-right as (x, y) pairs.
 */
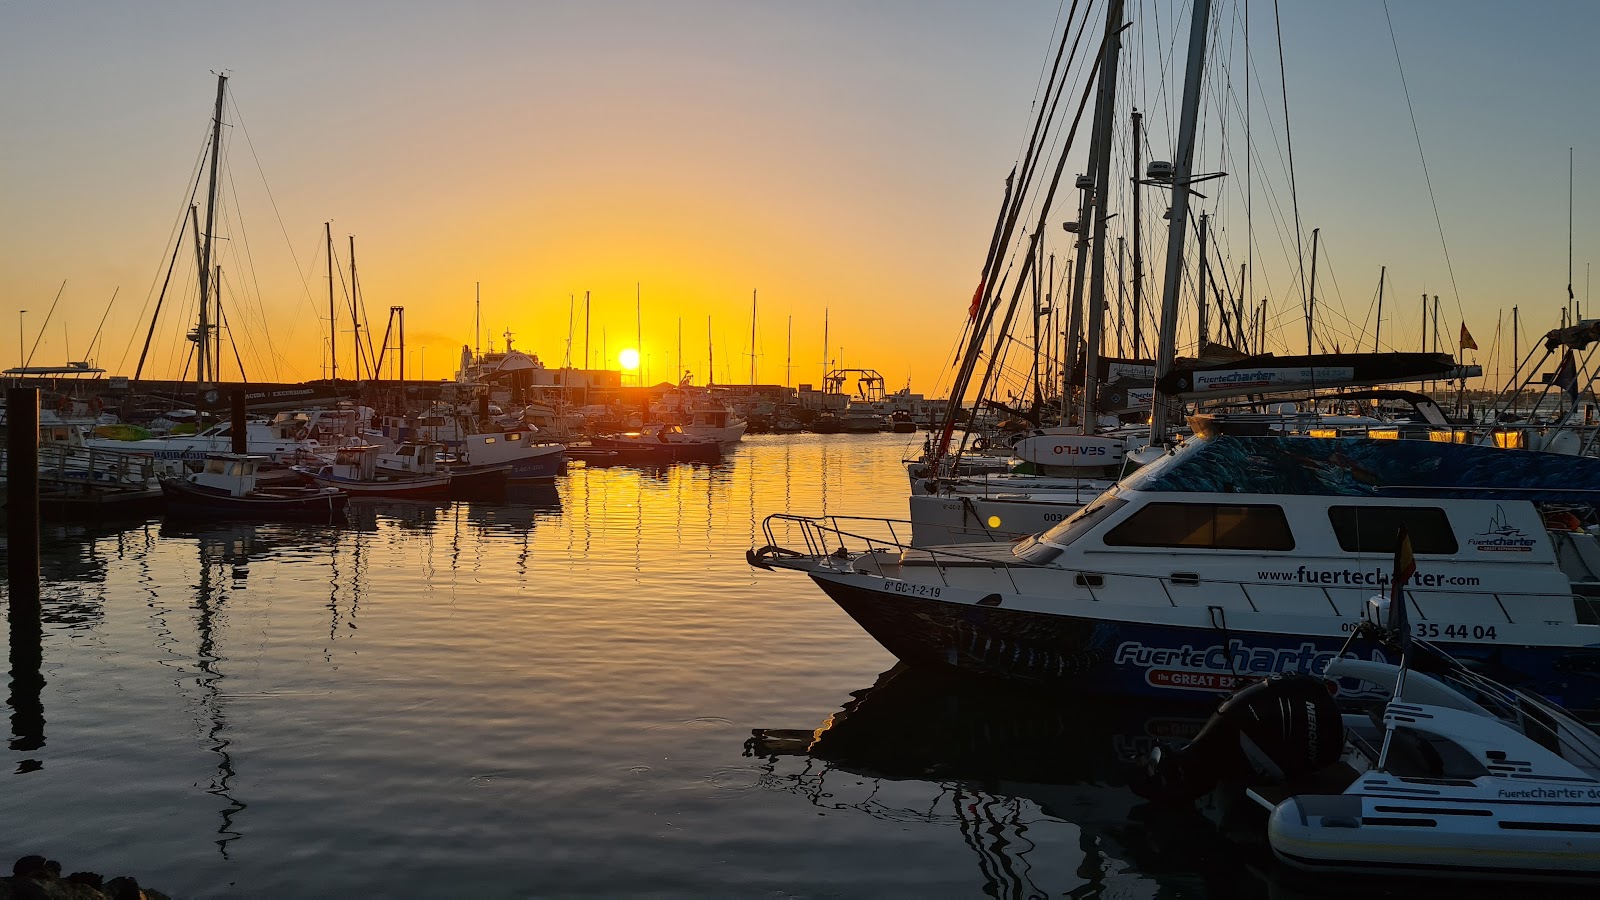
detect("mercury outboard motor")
(1132, 673), (1343, 803)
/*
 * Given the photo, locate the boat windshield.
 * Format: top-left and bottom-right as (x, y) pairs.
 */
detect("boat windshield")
(1015, 497), (1128, 563)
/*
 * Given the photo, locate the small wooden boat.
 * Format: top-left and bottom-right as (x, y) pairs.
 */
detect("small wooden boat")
(292, 444), (451, 497)
(162, 453), (348, 518)
(587, 427), (721, 464)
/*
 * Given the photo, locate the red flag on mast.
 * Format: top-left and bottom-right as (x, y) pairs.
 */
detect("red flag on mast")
(1459, 323), (1478, 351)
(967, 279), (985, 320)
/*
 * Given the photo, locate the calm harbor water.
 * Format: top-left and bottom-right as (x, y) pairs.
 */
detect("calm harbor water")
(0, 434), (1578, 898)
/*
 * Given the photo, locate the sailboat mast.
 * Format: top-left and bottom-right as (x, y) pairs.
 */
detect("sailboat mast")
(584, 290), (591, 371)
(1080, 0), (1126, 434)
(1306, 227), (1320, 355)
(1196, 214), (1209, 350)
(214, 265), (223, 380)
(823, 307), (829, 382)
(750, 289), (757, 385)
(1512, 306), (1520, 405)
(1374, 266), (1386, 352)
(1149, 0), (1213, 445)
(475, 282), (482, 367)
(326, 221), (336, 387)
(636, 282), (642, 388)
(1116, 239), (1126, 358)
(707, 316), (714, 385)
(197, 73), (227, 392)
(350, 234), (361, 382)
(1131, 108), (1144, 359)
(786, 315), (793, 389)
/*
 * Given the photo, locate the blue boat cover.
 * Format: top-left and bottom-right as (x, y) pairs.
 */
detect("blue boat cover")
(1129, 435), (1600, 501)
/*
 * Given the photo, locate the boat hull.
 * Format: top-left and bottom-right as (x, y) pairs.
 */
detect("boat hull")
(503, 445), (565, 481)
(806, 574), (1600, 713)
(301, 470), (451, 497)
(587, 436), (721, 464)
(160, 478), (349, 519)
(1269, 793), (1600, 881)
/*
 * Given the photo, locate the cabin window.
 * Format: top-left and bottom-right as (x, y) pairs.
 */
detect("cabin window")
(1102, 503), (1294, 551)
(482, 437), (497, 444)
(1328, 506), (1457, 554)
(506, 433), (521, 441)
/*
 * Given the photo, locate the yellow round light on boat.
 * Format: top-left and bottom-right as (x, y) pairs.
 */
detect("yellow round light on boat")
(987, 516), (1002, 529)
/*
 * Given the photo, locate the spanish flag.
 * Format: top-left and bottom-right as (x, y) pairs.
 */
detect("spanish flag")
(1459, 322), (1478, 351)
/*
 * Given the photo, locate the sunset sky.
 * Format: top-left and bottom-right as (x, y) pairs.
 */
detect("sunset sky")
(2, 1), (1596, 396)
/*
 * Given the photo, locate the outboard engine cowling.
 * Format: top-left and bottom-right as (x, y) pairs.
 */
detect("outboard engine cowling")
(1132, 673), (1343, 803)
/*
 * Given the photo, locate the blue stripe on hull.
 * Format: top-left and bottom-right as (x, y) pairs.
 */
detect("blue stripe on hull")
(812, 578), (1600, 713)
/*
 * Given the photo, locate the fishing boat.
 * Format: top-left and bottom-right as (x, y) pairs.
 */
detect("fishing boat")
(750, 432), (1600, 712)
(381, 406), (565, 481)
(292, 444), (451, 497)
(375, 439), (508, 496)
(681, 394), (748, 445)
(587, 426), (721, 464)
(161, 453), (347, 517)
(1136, 601), (1600, 882)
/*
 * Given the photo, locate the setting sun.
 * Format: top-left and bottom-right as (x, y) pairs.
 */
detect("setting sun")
(619, 347), (640, 371)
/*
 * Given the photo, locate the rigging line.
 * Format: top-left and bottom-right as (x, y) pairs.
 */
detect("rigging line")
(1383, 2), (1466, 326)
(1271, 0), (1309, 344)
(218, 147), (274, 380)
(24, 280), (67, 368)
(963, 18), (1111, 428)
(1005, 0), (1095, 262)
(84, 286), (120, 364)
(943, 7), (1093, 439)
(1014, 0), (1076, 164)
(226, 94), (318, 373)
(118, 122), (212, 375)
(217, 284), (249, 382)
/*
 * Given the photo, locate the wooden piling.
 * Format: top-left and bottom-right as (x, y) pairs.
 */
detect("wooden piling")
(230, 389), (247, 454)
(6, 387), (44, 752)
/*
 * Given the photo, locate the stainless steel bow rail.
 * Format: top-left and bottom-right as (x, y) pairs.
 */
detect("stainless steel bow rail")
(748, 513), (1031, 593)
